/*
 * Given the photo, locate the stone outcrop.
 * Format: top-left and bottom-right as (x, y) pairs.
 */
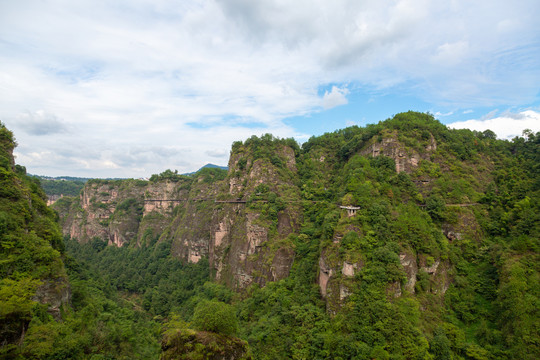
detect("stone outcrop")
(53, 129), (461, 300)
(400, 252), (418, 293)
(442, 207), (483, 242)
(318, 223), (452, 312)
(360, 130), (437, 173)
(418, 255), (451, 295)
(34, 277), (71, 321)
(318, 228), (364, 314)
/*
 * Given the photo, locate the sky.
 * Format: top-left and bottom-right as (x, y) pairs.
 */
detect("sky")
(1, 0), (539, 178)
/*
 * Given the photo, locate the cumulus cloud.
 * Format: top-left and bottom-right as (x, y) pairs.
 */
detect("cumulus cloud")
(322, 86), (349, 109)
(448, 110), (540, 139)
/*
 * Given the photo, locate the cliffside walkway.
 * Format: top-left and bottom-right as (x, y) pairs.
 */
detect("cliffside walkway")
(143, 199), (480, 209)
(144, 198), (251, 204)
(417, 203), (480, 207)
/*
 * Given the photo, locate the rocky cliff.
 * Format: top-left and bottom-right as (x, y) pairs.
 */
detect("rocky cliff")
(54, 117), (495, 305)
(54, 136), (302, 290)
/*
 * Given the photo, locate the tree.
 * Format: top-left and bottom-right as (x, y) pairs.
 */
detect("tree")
(192, 300), (238, 336)
(482, 129), (497, 140)
(430, 328), (451, 360)
(426, 194), (446, 222)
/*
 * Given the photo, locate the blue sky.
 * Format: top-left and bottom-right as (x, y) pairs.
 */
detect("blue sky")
(1, 0), (539, 177)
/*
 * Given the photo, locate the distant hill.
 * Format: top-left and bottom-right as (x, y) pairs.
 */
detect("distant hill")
(29, 174), (93, 182)
(30, 165), (228, 197)
(183, 163), (228, 175)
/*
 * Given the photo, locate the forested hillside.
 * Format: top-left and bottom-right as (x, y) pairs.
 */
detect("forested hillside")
(2, 112), (538, 359)
(0, 123), (161, 359)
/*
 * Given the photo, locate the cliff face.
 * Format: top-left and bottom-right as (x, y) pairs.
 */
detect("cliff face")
(55, 178), (188, 247)
(210, 144), (301, 289)
(55, 139), (302, 290)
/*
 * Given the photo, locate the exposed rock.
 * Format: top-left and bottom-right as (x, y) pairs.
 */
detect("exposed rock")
(418, 255), (452, 295)
(443, 229), (462, 241)
(50, 140), (302, 292)
(421, 259), (440, 274)
(360, 130), (437, 173)
(399, 252), (418, 293)
(214, 219), (230, 248)
(318, 233), (364, 313)
(33, 277), (70, 321)
(442, 208), (482, 242)
(387, 281), (402, 298)
(271, 247), (295, 281)
(47, 194), (63, 206)
(318, 256), (333, 298)
(278, 145), (297, 173)
(339, 284), (352, 301)
(209, 143), (301, 290)
(246, 213), (268, 256)
(342, 262), (358, 277)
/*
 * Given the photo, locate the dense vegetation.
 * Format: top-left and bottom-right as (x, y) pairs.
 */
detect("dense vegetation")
(0, 122), (165, 359)
(37, 178), (86, 197)
(1, 112), (538, 359)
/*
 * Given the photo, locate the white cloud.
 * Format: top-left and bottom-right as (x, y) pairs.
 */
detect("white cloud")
(322, 86), (349, 109)
(205, 149), (228, 158)
(434, 111), (454, 117)
(449, 110), (540, 139)
(432, 41), (469, 67)
(14, 110), (69, 136)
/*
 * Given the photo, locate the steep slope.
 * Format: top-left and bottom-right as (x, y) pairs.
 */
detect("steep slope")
(0, 122), (70, 354)
(1, 123), (163, 359)
(209, 136), (302, 289)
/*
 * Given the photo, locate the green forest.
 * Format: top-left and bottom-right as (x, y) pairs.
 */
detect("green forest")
(38, 178), (87, 197)
(1, 112), (538, 359)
